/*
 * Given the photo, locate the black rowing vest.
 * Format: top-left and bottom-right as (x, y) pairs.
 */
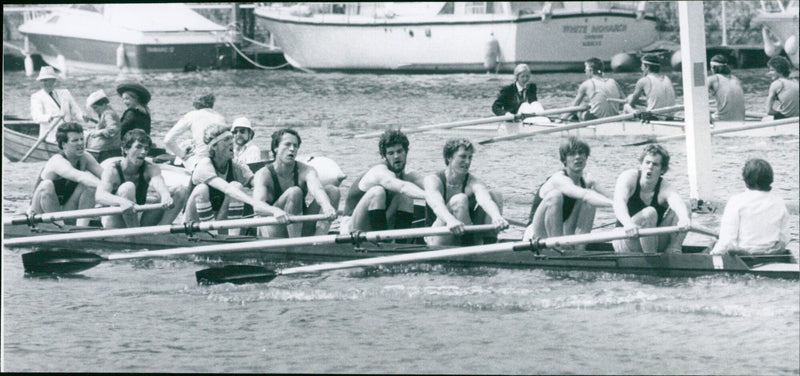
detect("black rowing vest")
(425, 170), (471, 226)
(33, 153), (83, 206)
(113, 160), (150, 205)
(265, 163), (305, 205)
(616, 170), (668, 227)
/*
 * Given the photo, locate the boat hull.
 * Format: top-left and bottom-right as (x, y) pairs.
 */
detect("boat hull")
(255, 6), (658, 73)
(5, 224), (797, 279)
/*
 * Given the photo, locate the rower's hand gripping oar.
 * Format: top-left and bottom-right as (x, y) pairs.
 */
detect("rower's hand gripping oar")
(5, 214), (329, 247)
(4, 203), (165, 226)
(197, 225), (695, 285)
(20, 224), (501, 275)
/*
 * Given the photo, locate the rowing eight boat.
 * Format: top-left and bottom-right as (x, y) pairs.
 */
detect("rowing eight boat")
(5, 222), (797, 279)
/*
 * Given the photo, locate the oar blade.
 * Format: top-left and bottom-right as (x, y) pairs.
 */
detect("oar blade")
(195, 265), (278, 285)
(21, 250), (104, 274)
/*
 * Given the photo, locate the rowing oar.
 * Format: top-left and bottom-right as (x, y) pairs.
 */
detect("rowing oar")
(623, 116), (799, 146)
(196, 225), (691, 284)
(477, 105), (684, 145)
(3, 203), (165, 226)
(354, 105), (589, 139)
(20, 224), (501, 275)
(19, 116), (64, 162)
(6, 214), (329, 247)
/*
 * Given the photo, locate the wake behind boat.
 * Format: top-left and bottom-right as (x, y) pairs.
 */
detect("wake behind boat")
(255, 2), (659, 73)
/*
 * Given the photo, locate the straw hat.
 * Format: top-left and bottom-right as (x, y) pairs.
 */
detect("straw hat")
(37, 66), (59, 81)
(86, 89), (108, 109)
(116, 81), (151, 105)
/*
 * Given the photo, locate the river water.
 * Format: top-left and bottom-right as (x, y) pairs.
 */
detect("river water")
(2, 68), (798, 374)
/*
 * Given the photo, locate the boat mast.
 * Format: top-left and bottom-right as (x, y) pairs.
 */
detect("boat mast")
(677, 1), (713, 203)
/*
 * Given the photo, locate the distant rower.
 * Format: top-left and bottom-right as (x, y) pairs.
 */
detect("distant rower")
(424, 138), (507, 246)
(765, 56), (799, 119)
(562, 58), (625, 121)
(707, 54), (745, 121)
(624, 54), (676, 115)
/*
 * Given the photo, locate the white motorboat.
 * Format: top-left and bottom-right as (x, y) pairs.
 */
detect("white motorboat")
(753, 0), (799, 67)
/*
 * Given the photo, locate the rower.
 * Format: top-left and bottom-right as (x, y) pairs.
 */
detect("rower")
(423, 138), (507, 246)
(84, 89), (122, 163)
(612, 144), (691, 253)
(711, 158), (789, 255)
(523, 137), (612, 248)
(342, 129), (426, 233)
(765, 56), (799, 120)
(163, 88), (225, 171)
(95, 129), (188, 228)
(707, 54), (746, 121)
(252, 128), (338, 238)
(623, 54), (677, 118)
(491, 63), (538, 117)
(231, 117), (262, 164)
(30, 66), (87, 142)
(562, 58), (625, 121)
(184, 124), (286, 232)
(29, 122), (102, 226)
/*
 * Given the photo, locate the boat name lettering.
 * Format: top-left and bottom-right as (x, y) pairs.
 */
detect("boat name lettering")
(563, 24), (627, 34)
(584, 34), (604, 40)
(146, 47), (175, 53)
(562, 25), (588, 33)
(582, 41), (602, 47)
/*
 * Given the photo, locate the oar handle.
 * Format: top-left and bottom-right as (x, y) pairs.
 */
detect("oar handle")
(20, 116), (64, 162)
(3, 203), (165, 226)
(525, 226), (686, 250)
(688, 224), (719, 239)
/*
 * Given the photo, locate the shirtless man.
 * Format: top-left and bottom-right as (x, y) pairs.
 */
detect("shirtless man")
(612, 144), (691, 253)
(184, 124), (286, 231)
(523, 137), (612, 245)
(624, 54), (676, 114)
(342, 129), (426, 233)
(562, 58), (625, 121)
(29, 122), (102, 226)
(424, 138), (508, 246)
(253, 128), (338, 238)
(95, 129), (188, 228)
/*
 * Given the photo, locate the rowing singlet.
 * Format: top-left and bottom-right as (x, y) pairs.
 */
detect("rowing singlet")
(585, 77), (623, 118)
(770, 78), (800, 119)
(709, 74), (745, 121)
(643, 74), (676, 111)
(425, 171), (473, 226)
(527, 170), (586, 225)
(265, 163), (306, 205)
(113, 160), (150, 205)
(343, 166), (403, 216)
(616, 170), (668, 227)
(33, 153), (84, 206)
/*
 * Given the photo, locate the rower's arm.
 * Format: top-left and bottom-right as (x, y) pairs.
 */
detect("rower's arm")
(765, 80), (781, 116)
(625, 79), (646, 111)
(612, 170), (636, 227)
(423, 175), (460, 225)
(52, 158), (101, 188)
(555, 176), (612, 208)
(95, 165), (134, 207)
(378, 171), (426, 200)
(661, 181), (690, 226)
(470, 178), (505, 225)
(164, 117), (191, 158)
(249, 168), (291, 217)
(147, 164), (173, 205)
(571, 82), (588, 108)
(303, 166), (337, 216)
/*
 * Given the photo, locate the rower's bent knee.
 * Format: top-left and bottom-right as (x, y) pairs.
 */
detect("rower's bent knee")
(324, 185), (341, 204)
(541, 190), (564, 207)
(634, 206), (659, 226)
(116, 182), (137, 199)
(364, 186), (387, 201)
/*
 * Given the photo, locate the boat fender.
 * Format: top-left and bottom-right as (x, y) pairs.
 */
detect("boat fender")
(784, 35), (799, 67)
(518, 102), (552, 125)
(611, 53), (638, 73)
(670, 49), (682, 71)
(56, 55), (67, 78)
(304, 156), (347, 187)
(116, 44), (126, 70)
(484, 34), (500, 72)
(24, 55), (34, 77)
(762, 27), (784, 57)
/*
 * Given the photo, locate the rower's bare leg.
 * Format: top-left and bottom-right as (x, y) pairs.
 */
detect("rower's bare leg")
(31, 180), (63, 221)
(304, 185), (340, 236)
(284, 186), (305, 237)
(426, 193), (471, 246)
(658, 210), (684, 253)
(614, 206), (658, 253)
(72, 185), (97, 227)
(388, 193), (415, 239)
(566, 200), (596, 250)
(140, 185), (188, 226)
(351, 186), (387, 232)
(531, 190), (565, 239)
(101, 182), (140, 228)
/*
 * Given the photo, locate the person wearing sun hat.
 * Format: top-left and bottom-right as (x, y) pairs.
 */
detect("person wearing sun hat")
(231, 117), (262, 164)
(164, 87), (226, 171)
(116, 81), (152, 139)
(84, 89), (122, 162)
(624, 54), (676, 114)
(30, 66), (87, 142)
(707, 54), (745, 121)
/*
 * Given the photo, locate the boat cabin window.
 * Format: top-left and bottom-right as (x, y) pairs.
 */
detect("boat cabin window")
(438, 2), (503, 15)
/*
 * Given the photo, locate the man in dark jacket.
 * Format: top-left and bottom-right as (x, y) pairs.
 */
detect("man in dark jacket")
(491, 63), (538, 116)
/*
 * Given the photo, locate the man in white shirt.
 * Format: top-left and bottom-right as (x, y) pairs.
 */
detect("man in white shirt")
(30, 66), (86, 142)
(711, 159), (790, 255)
(164, 89), (225, 171)
(231, 117), (262, 164)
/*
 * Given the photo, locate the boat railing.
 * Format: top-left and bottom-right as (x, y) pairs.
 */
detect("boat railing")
(759, 0), (787, 13)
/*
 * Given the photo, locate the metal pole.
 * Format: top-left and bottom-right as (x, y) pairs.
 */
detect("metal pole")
(721, 1), (728, 46)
